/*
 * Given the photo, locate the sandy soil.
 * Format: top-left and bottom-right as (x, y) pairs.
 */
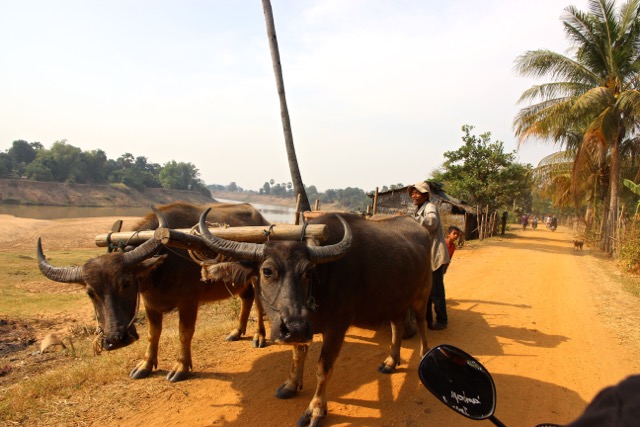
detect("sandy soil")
(1, 215), (640, 427)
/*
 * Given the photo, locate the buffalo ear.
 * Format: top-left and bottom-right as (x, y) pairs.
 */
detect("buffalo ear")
(134, 255), (168, 283)
(201, 261), (256, 285)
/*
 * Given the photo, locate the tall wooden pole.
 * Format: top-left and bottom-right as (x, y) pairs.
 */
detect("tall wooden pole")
(262, 0), (311, 212)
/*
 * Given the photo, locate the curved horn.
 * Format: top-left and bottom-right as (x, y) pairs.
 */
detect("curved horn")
(37, 237), (84, 283)
(152, 204), (169, 229)
(122, 205), (167, 265)
(308, 215), (352, 264)
(198, 208), (265, 262)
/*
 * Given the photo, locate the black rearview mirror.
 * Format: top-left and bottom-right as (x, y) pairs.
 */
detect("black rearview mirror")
(419, 344), (505, 426)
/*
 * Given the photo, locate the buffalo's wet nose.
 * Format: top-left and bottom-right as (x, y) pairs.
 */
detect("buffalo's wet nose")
(104, 327), (139, 351)
(280, 317), (312, 343)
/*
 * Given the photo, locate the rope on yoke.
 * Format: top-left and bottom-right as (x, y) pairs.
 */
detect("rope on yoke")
(186, 221), (227, 265)
(262, 224), (276, 241)
(299, 222), (309, 242)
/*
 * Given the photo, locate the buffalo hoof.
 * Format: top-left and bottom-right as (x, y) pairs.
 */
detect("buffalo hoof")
(129, 367), (152, 379)
(275, 383), (298, 399)
(166, 369), (189, 382)
(225, 330), (242, 342)
(377, 363), (396, 374)
(297, 408), (326, 427)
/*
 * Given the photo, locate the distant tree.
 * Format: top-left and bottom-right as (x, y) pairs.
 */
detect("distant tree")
(80, 149), (111, 184)
(25, 151), (56, 181)
(226, 182), (239, 192)
(262, 182), (271, 195)
(8, 140), (40, 177)
(0, 153), (13, 178)
(159, 161), (202, 190)
(435, 125), (532, 210)
(46, 140), (84, 182)
(8, 140), (37, 164)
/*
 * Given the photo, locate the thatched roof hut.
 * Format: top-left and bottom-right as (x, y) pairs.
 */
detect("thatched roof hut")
(368, 182), (479, 240)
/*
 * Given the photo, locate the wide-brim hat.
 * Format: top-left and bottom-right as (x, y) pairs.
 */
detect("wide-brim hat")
(408, 181), (430, 195)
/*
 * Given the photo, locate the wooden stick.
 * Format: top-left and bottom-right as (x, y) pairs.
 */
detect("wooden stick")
(373, 187), (379, 215)
(96, 224), (328, 247)
(294, 194), (302, 225)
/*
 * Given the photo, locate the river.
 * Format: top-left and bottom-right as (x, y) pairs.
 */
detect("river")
(0, 199), (297, 224)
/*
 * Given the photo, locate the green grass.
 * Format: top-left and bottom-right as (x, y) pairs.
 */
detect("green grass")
(0, 250), (96, 317)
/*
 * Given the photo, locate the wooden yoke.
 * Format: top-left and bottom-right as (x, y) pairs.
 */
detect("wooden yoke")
(95, 224), (329, 249)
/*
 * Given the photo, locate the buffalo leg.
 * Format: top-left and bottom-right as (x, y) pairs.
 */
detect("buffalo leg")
(166, 304), (197, 382)
(130, 308), (162, 379)
(378, 313), (405, 374)
(226, 285), (266, 348)
(412, 285), (431, 357)
(275, 344), (308, 399)
(297, 329), (346, 427)
(252, 291), (267, 348)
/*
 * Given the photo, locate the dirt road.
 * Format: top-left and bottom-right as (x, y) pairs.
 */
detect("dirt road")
(2, 215), (640, 426)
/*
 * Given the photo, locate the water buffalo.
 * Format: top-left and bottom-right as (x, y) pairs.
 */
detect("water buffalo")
(37, 201), (270, 382)
(196, 210), (432, 426)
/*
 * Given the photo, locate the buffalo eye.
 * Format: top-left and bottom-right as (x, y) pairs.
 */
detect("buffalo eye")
(262, 267), (274, 278)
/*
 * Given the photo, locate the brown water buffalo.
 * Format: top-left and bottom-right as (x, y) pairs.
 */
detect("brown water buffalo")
(37, 201), (270, 382)
(196, 210), (432, 427)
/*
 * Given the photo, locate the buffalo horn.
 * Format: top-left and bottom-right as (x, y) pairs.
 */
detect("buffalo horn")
(122, 205), (167, 266)
(37, 237), (84, 283)
(198, 208), (266, 262)
(307, 215), (352, 264)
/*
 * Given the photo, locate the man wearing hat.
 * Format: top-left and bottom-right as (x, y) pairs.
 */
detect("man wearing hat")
(408, 180), (450, 330)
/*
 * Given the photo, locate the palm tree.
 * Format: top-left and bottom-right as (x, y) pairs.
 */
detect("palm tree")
(514, 0), (640, 253)
(261, 0), (312, 212)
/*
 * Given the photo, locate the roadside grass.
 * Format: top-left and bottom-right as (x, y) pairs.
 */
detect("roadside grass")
(0, 247), (246, 426)
(0, 249), (99, 317)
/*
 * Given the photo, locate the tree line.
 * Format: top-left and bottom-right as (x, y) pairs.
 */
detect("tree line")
(208, 181), (373, 211)
(0, 139), (210, 196)
(212, 126), (534, 215)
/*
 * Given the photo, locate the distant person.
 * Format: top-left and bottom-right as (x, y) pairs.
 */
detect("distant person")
(501, 211), (508, 235)
(444, 226), (461, 274)
(550, 215), (558, 230)
(521, 213), (529, 230)
(407, 181), (450, 331)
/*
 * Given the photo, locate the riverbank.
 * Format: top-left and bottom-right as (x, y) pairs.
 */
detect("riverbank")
(210, 191), (297, 207)
(211, 190), (342, 211)
(0, 179), (213, 207)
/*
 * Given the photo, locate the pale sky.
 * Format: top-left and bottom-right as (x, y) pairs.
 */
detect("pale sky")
(0, 0), (588, 192)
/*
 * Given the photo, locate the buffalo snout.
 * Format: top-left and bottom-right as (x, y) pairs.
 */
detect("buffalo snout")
(104, 326), (139, 351)
(275, 317), (312, 344)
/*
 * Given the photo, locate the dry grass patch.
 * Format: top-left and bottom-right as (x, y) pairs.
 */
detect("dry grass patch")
(0, 298), (250, 426)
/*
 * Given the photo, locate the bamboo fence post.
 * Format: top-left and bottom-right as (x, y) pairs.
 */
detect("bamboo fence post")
(485, 205), (490, 238)
(477, 206), (482, 240)
(372, 187), (379, 215)
(294, 193), (302, 225)
(314, 199), (320, 211)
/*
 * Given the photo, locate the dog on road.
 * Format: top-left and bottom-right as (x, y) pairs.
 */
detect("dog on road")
(573, 240), (584, 251)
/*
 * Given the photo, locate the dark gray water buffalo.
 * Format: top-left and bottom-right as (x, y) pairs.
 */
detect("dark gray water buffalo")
(37, 202), (270, 382)
(197, 210), (432, 427)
